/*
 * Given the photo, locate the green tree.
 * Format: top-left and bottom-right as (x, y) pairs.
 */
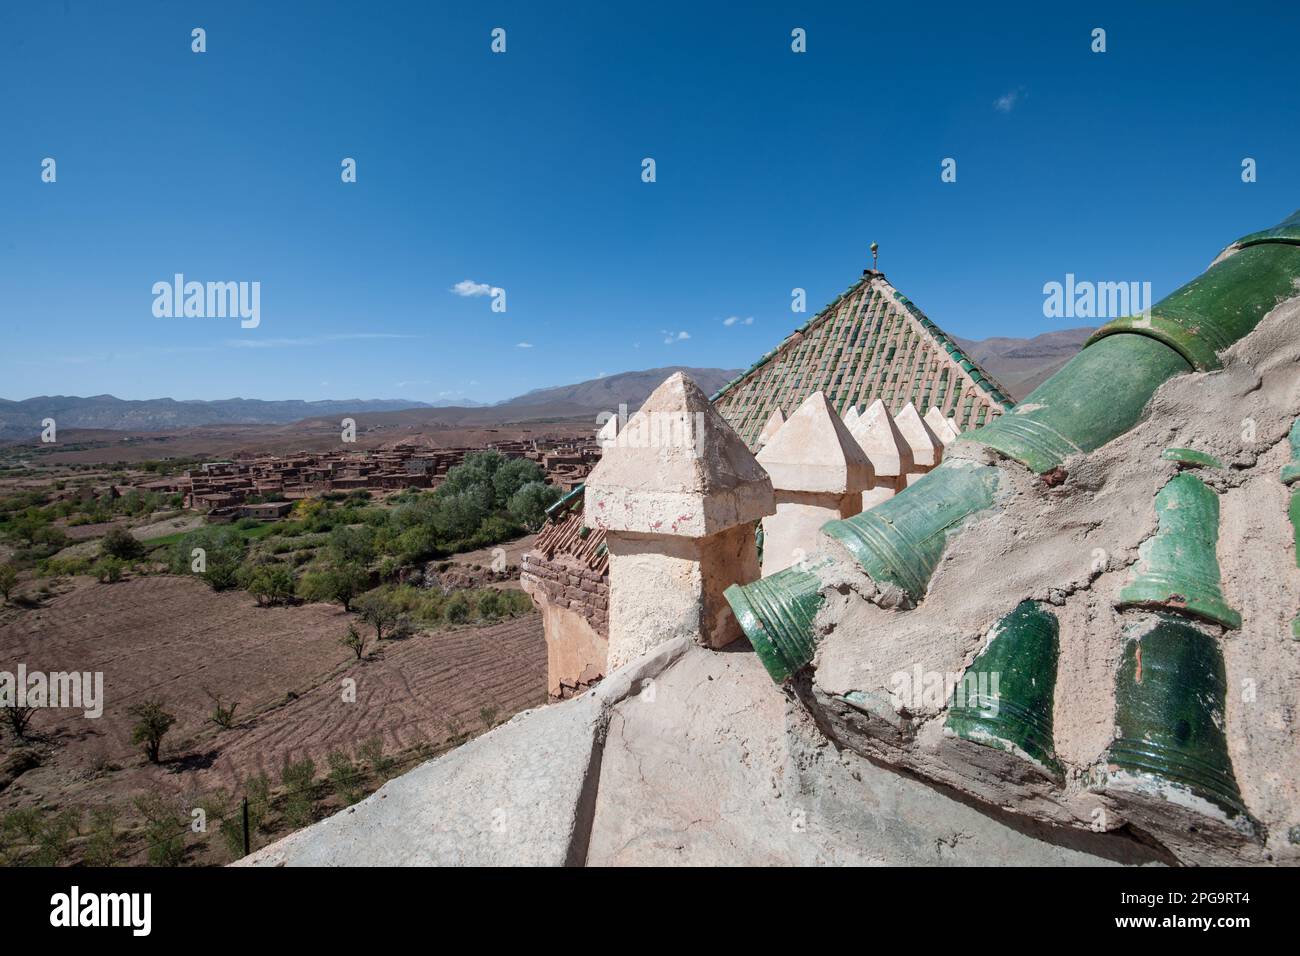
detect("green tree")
(100, 526), (145, 561)
(327, 525), (375, 565)
(491, 457), (546, 506)
(128, 697), (176, 763)
(357, 590), (402, 642)
(339, 624), (366, 661)
(507, 481), (563, 531)
(244, 562), (296, 606)
(298, 561), (369, 612)
(171, 526), (246, 590)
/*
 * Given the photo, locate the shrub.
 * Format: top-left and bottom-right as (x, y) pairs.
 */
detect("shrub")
(444, 592), (471, 624)
(84, 806), (122, 866)
(128, 697), (176, 763)
(326, 750), (364, 806)
(207, 690), (239, 729)
(243, 562), (296, 606)
(0, 562), (16, 604)
(0, 807), (80, 866)
(245, 773), (271, 835)
(171, 526), (246, 590)
(340, 624), (366, 661)
(279, 757), (317, 828)
(133, 794), (185, 866)
(476, 588), (504, 620)
(357, 736), (394, 776)
(93, 556), (127, 583)
(101, 526), (145, 561)
(3, 703), (37, 740)
(37, 556), (93, 578)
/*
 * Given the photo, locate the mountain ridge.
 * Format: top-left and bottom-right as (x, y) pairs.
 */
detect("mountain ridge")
(0, 330), (1091, 441)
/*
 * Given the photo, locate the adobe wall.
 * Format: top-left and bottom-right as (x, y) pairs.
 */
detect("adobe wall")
(520, 552), (609, 699)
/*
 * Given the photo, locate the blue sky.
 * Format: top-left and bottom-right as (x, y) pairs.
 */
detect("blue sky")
(3, 0), (1298, 404)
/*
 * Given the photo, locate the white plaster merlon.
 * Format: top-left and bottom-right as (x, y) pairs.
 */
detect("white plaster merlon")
(757, 392), (873, 575)
(848, 398), (914, 508)
(756, 407), (786, 449)
(843, 404), (861, 429)
(757, 391), (873, 496)
(924, 406), (960, 446)
(849, 399), (914, 479)
(584, 372), (774, 664)
(895, 402), (944, 479)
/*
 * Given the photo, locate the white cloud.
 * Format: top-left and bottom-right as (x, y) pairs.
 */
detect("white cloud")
(515, 342), (533, 348)
(723, 315), (754, 327)
(993, 88), (1024, 113)
(660, 329), (691, 345)
(452, 279), (494, 297)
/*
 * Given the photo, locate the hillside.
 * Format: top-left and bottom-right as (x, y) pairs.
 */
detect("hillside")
(953, 326), (1095, 400)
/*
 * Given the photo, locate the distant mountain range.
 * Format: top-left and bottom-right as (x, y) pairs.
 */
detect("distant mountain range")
(0, 396), (435, 440)
(288, 367), (747, 430)
(0, 333), (1089, 441)
(504, 367), (740, 411)
(0, 369), (743, 439)
(953, 326), (1095, 400)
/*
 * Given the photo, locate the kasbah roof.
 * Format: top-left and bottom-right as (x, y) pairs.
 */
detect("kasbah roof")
(532, 265), (1011, 565)
(712, 269), (1012, 447)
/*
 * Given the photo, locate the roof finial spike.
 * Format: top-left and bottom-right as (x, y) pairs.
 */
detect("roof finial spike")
(870, 241), (879, 272)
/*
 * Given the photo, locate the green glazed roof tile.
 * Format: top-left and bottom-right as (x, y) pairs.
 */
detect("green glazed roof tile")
(1281, 418), (1300, 485)
(1160, 447), (1224, 470)
(944, 601), (1063, 780)
(1118, 473), (1242, 629)
(1104, 613), (1248, 818)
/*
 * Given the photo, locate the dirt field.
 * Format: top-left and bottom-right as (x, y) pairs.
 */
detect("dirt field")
(0, 574), (546, 859)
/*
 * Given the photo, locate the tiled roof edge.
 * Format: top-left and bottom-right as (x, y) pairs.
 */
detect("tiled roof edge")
(709, 273), (874, 403)
(885, 286), (1015, 409)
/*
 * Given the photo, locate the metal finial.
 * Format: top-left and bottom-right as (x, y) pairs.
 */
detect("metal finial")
(870, 241), (879, 271)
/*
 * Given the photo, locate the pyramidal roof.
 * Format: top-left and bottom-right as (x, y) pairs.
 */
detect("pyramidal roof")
(711, 271), (1013, 447)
